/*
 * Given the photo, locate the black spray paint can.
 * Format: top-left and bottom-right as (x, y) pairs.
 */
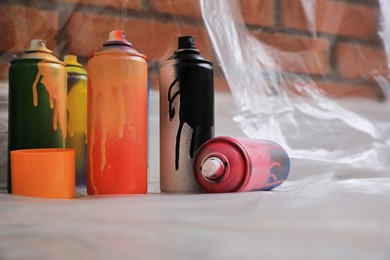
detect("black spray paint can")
(160, 36), (214, 192)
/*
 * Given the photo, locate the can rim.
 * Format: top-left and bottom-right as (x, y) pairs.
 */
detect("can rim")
(88, 50), (146, 61)
(199, 152), (231, 184)
(11, 58), (66, 66)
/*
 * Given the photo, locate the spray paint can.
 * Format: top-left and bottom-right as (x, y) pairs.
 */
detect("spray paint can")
(64, 55), (87, 186)
(87, 30), (148, 194)
(160, 36), (214, 192)
(194, 137), (290, 193)
(8, 39), (67, 193)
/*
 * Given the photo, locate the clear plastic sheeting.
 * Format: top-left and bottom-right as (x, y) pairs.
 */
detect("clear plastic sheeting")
(200, 0), (390, 177)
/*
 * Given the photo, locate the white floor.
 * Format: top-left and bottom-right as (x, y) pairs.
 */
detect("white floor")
(1, 89), (390, 259)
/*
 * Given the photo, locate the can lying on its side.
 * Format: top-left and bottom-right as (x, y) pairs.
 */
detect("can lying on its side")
(194, 137), (290, 193)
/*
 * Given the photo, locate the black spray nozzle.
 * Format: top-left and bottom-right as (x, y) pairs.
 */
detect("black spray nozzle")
(178, 36), (196, 49)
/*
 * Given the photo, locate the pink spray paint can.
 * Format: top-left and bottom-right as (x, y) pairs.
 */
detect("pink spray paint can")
(194, 137), (290, 193)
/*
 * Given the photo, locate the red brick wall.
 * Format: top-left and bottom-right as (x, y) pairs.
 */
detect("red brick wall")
(0, 0), (387, 99)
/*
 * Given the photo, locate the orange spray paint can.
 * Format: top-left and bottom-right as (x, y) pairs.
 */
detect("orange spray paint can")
(87, 30), (148, 194)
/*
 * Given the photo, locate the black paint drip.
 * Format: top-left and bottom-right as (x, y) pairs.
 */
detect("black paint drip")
(167, 36), (214, 171)
(168, 66), (214, 170)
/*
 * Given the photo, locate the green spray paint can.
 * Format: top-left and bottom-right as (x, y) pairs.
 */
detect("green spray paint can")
(8, 39), (67, 193)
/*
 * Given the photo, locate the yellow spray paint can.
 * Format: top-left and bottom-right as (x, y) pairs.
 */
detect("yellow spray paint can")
(64, 55), (87, 186)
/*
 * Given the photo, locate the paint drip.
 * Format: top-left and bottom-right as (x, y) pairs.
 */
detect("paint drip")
(32, 60), (67, 146)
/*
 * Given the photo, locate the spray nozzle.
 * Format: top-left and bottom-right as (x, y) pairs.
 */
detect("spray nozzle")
(178, 36), (196, 49)
(26, 39), (52, 53)
(201, 157), (226, 181)
(103, 30), (132, 47)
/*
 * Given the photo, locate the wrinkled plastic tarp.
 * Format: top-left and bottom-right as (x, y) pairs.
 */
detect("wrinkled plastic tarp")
(200, 0), (390, 178)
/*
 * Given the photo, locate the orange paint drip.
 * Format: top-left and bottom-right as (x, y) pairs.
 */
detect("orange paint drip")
(87, 59), (130, 194)
(88, 55), (147, 194)
(87, 80), (98, 194)
(32, 61), (67, 146)
(89, 63), (127, 172)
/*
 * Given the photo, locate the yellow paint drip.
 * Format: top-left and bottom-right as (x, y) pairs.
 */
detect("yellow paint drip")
(32, 61), (67, 146)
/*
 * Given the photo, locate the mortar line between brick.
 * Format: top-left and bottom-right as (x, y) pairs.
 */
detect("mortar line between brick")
(3, 0), (65, 11)
(150, 56), (377, 88)
(281, 70), (380, 87)
(248, 25), (382, 48)
(0, 1), (33, 8)
(274, 0), (282, 28)
(328, 40), (338, 77)
(331, 0), (379, 8)
(68, 4), (205, 26)
(83, 60), (381, 97)
(143, 0), (152, 9)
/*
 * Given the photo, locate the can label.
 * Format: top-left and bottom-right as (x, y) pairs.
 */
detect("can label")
(10, 60), (67, 147)
(243, 140), (289, 191)
(88, 57), (148, 194)
(160, 61), (214, 192)
(160, 64), (201, 192)
(194, 137), (290, 193)
(66, 73), (87, 186)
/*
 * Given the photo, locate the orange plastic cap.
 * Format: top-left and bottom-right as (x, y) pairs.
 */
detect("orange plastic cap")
(11, 148), (76, 199)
